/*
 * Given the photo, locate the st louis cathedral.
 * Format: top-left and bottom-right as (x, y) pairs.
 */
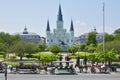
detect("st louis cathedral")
(46, 5), (74, 50)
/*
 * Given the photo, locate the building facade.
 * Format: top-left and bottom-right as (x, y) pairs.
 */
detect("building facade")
(78, 28), (103, 44)
(46, 5), (74, 50)
(15, 27), (41, 44)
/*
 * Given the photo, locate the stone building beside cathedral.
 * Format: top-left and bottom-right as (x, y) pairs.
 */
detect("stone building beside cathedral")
(75, 28), (104, 45)
(14, 27), (42, 44)
(46, 5), (74, 50)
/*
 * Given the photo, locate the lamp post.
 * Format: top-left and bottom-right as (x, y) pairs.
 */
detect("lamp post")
(102, 2), (106, 63)
(76, 48), (80, 65)
(37, 55), (40, 73)
(4, 63), (7, 80)
(83, 50), (87, 65)
(102, 2), (105, 52)
(59, 54), (62, 66)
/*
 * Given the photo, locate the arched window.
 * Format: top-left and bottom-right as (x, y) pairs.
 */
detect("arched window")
(51, 39), (53, 42)
(47, 39), (49, 42)
(71, 40), (73, 42)
(67, 39), (69, 42)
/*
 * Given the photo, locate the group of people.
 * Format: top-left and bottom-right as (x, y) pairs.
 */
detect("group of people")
(59, 54), (87, 66)
(59, 55), (71, 66)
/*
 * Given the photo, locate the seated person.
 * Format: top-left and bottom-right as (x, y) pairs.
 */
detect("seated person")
(101, 63), (105, 68)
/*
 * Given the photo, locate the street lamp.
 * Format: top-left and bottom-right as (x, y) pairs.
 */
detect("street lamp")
(83, 49), (87, 73)
(4, 63), (7, 80)
(38, 56), (41, 66)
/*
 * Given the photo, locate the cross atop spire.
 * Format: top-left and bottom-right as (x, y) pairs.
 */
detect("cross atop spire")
(57, 4), (63, 21)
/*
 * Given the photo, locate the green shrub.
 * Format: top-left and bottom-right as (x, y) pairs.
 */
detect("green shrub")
(25, 52), (59, 63)
(0, 58), (4, 60)
(10, 56), (16, 59)
(26, 54), (33, 58)
(69, 52), (90, 59)
(0, 55), (3, 58)
(27, 58), (37, 61)
(0, 51), (5, 55)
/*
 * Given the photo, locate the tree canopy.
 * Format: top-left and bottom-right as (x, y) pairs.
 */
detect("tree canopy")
(105, 33), (114, 42)
(0, 32), (20, 52)
(9, 41), (37, 60)
(48, 45), (61, 54)
(114, 28), (120, 35)
(86, 32), (97, 46)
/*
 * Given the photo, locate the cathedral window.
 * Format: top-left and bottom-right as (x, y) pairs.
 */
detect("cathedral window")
(47, 39), (49, 42)
(71, 40), (73, 42)
(67, 39), (69, 42)
(51, 39), (53, 42)
(99, 36), (103, 39)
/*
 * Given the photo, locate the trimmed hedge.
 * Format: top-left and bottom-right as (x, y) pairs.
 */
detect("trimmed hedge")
(0, 55), (3, 58)
(25, 52), (59, 63)
(69, 51), (118, 63)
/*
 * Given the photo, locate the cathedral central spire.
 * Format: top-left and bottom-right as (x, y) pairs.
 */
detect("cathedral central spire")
(57, 4), (63, 21)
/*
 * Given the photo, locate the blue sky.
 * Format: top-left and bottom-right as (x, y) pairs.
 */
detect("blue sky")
(0, 0), (120, 37)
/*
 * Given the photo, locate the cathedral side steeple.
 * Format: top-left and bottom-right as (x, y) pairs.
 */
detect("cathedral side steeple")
(46, 19), (51, 46)
(70, 19), (74, 31)
(46, 20), (50, 31)
(70, 19), (74, 40)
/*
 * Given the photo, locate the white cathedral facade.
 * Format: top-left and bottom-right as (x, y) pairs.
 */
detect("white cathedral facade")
(46, 5), (74, 50)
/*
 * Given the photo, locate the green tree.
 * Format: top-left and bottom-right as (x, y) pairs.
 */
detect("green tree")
(11, 34), (21, 43)
(37, 43), (47, 52)
(98, 49), (117, 64)
(10, 41), (25, 60)
(114, 28), (120, 34)
(0, 43), (6, 52)
(88, 54), (99, 63)
(0, 32), (12, 50)
(79, 44), (86, 52)
(105, 33), (114, 42)
(114, 34), (120, 41)
(86, 32), (97, 46)
(114, 28), (120, 40)
(105, 40), (120, 55)
(48, 45), (61, 54)
(24, 42), (37, 58)
(86, 44), (96, 53)
(0, 32), (20, 53)
(95, 43), (103, 53)
(68, 45), (79, 54)
(10, 41), (37, 60)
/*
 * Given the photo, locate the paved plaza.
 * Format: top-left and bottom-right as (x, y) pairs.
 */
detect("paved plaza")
(0, 72), (120, 80)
